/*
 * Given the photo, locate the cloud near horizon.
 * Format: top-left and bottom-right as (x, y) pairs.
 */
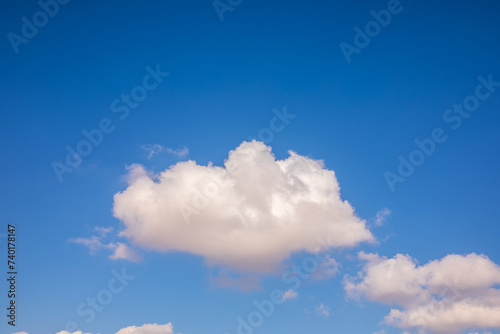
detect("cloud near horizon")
(12, 322), (174, 334)
(345, 252), (500, 333)
(112, 140), (373, 273)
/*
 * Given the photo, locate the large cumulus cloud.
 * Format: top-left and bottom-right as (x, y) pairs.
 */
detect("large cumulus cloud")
(345, 252), (500, 333)
(112, 140), (373, 272)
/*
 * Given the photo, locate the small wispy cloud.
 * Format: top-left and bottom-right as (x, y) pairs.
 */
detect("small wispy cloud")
(373, 330), (386, 334)
(208, 270), (261, 291)
(70, 227), (141, 262)
(109, 242), (141, 262)
(141, 144), (189, 159)
(374, 207), (391, 226)
(94, 226), (113, 237)
(282, 289), (298, 301)
(315, 303), (331, 317)
(70, 235), (113, 254)
(312, 255), (339, 281)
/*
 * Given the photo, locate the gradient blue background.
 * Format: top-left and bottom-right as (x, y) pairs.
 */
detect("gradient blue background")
(1, 0), (499, 333)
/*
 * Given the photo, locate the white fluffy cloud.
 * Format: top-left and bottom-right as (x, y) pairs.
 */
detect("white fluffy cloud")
(113, 141), (373, 272)
(345, 252), (500, 333)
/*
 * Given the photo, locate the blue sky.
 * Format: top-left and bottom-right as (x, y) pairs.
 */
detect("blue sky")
(1, 0), (500, 333)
